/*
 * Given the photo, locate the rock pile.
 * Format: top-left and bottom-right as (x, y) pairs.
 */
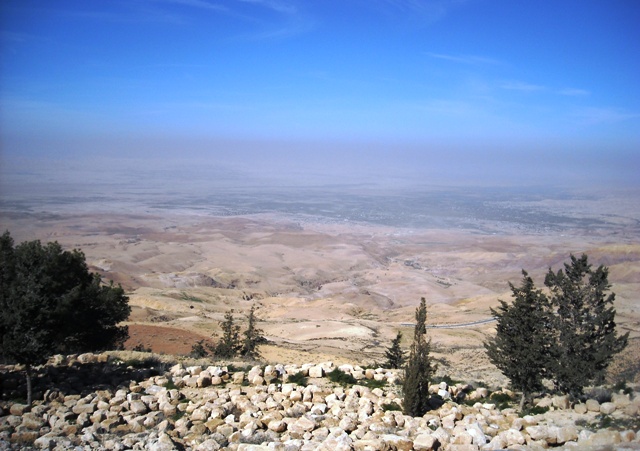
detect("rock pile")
(1, 354), (639, 450)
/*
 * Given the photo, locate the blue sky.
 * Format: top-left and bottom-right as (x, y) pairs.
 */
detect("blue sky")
(1, 0), (639, 187)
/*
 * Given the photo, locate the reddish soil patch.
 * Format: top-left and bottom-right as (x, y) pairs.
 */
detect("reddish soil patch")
(124, 324), (213, 355)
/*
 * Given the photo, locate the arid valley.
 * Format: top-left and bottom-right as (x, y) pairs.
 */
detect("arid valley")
(2, 183), (639, 387)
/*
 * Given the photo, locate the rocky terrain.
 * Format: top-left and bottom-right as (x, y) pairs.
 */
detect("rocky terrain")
(1, 186), (639, 449)
(1, 353), (639, 450)
(1, 206), (639, 386)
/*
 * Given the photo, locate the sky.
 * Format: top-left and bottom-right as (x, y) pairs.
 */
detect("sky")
(1, 0), (639, 188)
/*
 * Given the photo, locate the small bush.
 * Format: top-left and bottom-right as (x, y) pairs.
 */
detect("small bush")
(171, 410), (186, 422)
(612, 380), (633, 396)
(575, 418), (588, 428)
(132, 343), (152, 353)
(363, 378), (387, 389)
(227, 364), (254, 373)
(460, 396), (479, 407)
(180, 292), (204, 303)
(490, 392), (511, 402)
(287, 372), (308, 386)
(163, 378), (178, 390)
(327, 368), (358, 386)
(587, 414), (640, 432)
(521, 405), (549, 417)
(490, 392), (514, 410)
(587, 387), (612, 404)
(381, 402), (402, 412)
(190, 340), (209, 358)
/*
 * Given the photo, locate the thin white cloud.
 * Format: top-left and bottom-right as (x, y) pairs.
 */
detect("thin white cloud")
(572, 107), (639, 125)
(244, 22), (312, 40)
(373, 0), (469, 23)
(381, 0), (466, 13)
(151, 0), (228, 12)
(155, 0), (298, 16)
(236, 0), (297, 15)
(500, 81), (545, 92)
(1, 31), (37, 43)
(558, 88), (590, 97)
(427, 52), (501, 65)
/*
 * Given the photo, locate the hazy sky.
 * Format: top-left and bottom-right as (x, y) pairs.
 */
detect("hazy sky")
(1, 0), (639, 187)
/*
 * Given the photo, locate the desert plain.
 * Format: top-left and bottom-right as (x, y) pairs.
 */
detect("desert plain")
(1, 183), (639, 387)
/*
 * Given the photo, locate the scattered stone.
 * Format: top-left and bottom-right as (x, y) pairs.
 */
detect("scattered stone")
(599, 401), (616, 414)
(9, 404), (30, 416)
(574, 403), (588, 414)
(413, 432), (438, 450)
(1, 355), (636, 451)
(585, 398), (600, 412)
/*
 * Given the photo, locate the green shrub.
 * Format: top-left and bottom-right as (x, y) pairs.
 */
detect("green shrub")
(163, 378), (179, 390)
(587, 414), (640, 432)
(363, 378), (387, 389)
(327, 368), (358, 386)
(612, 380), (633, 396)
(490, 392), (513, 403)
(190, 340), (209, 358)
(227, 364), (253, 373)
(287, 372), (308, 386)
(381, 402), (402, 412)
(490, 392), (514, 410)
(171, 410), (186, 422)
(520, 405), (549, 416)
(180, 292), (204, 303)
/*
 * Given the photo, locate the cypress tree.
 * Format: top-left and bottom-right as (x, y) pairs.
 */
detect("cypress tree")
(241, 304), (265, 359)
(544, 254), (628, 396)
(384, 331), (405, 369)
(484, 271), (552, 410)
(403, 297), (435, 416)
(214, 309), (241, 358)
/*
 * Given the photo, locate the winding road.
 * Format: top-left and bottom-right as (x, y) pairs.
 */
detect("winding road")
(400, 317), (497, 329)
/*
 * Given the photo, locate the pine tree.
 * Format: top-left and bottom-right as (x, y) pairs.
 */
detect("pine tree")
(241, 304), (265, 359)
(544, 254), (628, 396)
(384, 331), (405, 369)
(484, 271), (552, 410)
(214, 309), (241, 358)
(403, 297), (435, 417)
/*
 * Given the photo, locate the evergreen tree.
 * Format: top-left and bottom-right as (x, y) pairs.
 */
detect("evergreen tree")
(214, 309), (241, 358)
(241, 304), (265, 359)
(484, 271), (552, 410)
(544, 254), (628, 396)
(190, 340), (209, 358)
(384, 331), (405, 369)
(403, 297), (435, 416)
(0, 231), (130, 405)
